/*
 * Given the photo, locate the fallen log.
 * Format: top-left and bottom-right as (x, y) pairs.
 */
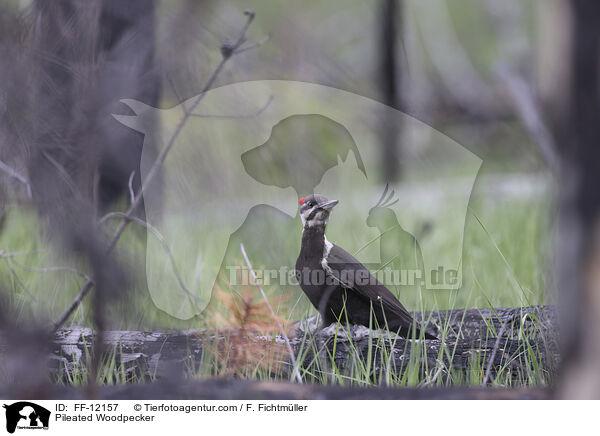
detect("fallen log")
(45, 305), (559, 385)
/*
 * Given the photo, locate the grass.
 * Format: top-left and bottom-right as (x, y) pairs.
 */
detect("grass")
(178, 302), (556, 388)
(53, 344), (152, 386)
(1, 169), (556, 388)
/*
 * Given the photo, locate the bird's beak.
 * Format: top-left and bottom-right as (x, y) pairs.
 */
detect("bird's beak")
(319, 199), (339, 210)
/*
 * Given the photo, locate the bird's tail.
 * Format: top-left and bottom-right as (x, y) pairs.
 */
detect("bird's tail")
(423, 330), (439, 340)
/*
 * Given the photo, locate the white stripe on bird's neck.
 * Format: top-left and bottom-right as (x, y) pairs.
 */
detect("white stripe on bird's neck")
(323, 235), (333, 256)
(321, 235), (334, 275)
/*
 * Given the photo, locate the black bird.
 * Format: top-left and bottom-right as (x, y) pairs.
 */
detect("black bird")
(295, 194), (435, 339)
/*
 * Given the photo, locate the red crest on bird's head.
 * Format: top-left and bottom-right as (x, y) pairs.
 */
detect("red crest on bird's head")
(298, 196), (307, 205)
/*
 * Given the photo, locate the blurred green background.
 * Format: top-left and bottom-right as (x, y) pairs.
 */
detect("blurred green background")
(0, 0), (554, 331)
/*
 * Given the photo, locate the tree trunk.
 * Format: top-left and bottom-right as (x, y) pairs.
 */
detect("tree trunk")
(379, 0), (402, 182)
(556, 0), (600, 399)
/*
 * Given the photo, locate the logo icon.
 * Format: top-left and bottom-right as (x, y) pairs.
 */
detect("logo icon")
(3, 402), (50, 434)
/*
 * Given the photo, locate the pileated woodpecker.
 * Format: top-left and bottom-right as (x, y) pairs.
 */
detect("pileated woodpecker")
(295, 194), (435, 339)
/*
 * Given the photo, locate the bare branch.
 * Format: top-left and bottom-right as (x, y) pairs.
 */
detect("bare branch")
(495, 67), (559, 172)
(233, 33), (271, 55)
(422, 359), (445, 387)
(4, 258), (37, 301)
(0, 159), (32, 198)
(190, 96), (273, 120)
(53, 281), (94, 330)
(9, 257), (92, 282)
(0, 249), (42, 258)
(413, 1), (496, 111)
(240, 242), (303, 384)
(98, 211), (200, 307)
(167, 73), (189, 116)
(481, 0), (559, 173)
(127, 171), (136, 207)
(53, 10), (261, 329)
(42, 151), (83, 200)
(482, 321), (508, 385)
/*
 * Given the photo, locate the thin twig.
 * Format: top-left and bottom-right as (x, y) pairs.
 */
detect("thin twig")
(53, 281), (94, 330)
(482, 0), (558, 173)
(127, 171), (136, 207)
(414, 0), (496, 111)
(233, 33), (271, 54)
(0, 249), (42, 258)
(53, 10), (261, 330)
(42, 151), (82, 200)
(4, 258), (37, 301)
(9, 257), (92, 282)
(240, 243), (303, 384)
(422, 359), (445, 387)
(98, 211), (200, 306)
(0, 159), (32, 198)
(167, 73), (188, 116)
(495, 67), (559, 172)
(483, 321), (508, 385)
(191, 96), (273, 119)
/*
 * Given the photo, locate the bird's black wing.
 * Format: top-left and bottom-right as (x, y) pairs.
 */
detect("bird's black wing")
(325, 244), (416, 329)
